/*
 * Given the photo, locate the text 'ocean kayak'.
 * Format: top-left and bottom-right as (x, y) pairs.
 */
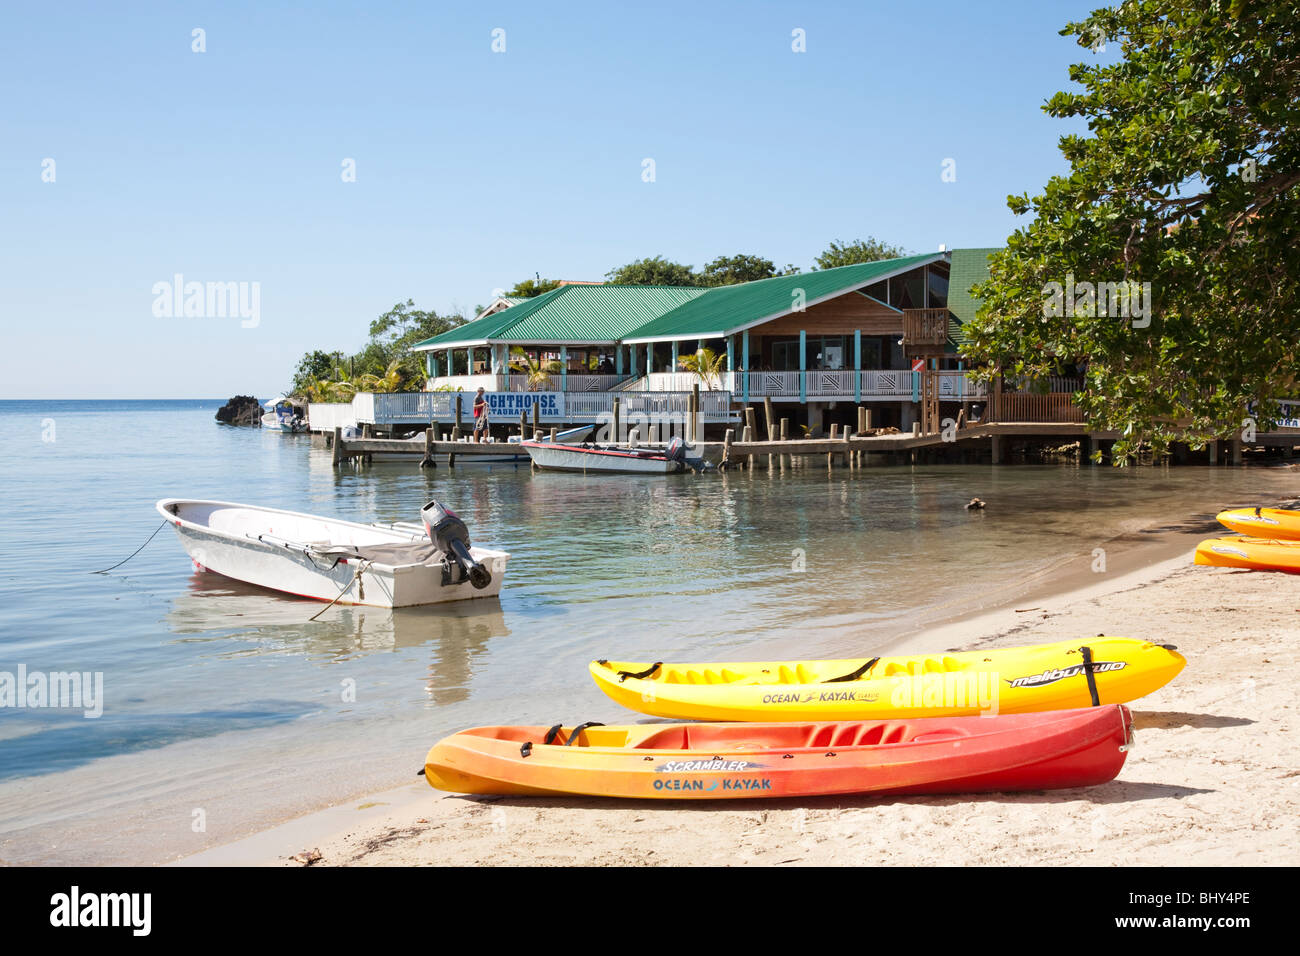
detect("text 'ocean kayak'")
(423, 707), (1134, 799)
(590, 638), (1183, 722)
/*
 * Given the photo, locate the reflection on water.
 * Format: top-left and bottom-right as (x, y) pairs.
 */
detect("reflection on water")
(167, 573), (510, 704)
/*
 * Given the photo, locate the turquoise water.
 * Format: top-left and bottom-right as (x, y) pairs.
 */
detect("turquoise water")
(0, 400), (1294, 864)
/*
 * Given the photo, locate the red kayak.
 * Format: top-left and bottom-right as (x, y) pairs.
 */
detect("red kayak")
(424, 706), (1133, 799)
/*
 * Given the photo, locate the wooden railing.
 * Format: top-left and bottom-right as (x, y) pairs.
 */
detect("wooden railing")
(990, 392), (1085, 423)
(902, 309), (950, 346)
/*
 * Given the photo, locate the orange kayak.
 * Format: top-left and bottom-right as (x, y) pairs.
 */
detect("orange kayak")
(1195, 535), (1300, 573)
(423, 706), (1133, 799)
(1215, 507), (1300, 540)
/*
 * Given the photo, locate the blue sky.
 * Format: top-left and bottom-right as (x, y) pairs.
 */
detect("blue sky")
(1, 1), (1107, 398)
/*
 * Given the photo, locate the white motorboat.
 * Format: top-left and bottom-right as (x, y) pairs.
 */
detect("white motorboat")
(261, 396), (306, 433)
(520, 436), (694, 474)
(157, 498), (508, 607)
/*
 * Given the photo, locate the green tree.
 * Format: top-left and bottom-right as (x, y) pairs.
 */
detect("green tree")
(506, 277), (562, 298)
(964, 0), (1300, 462)
(290, 350), (340, 397)
(813, 238), (908, 270)
(700, 254), (799, 286)
(509, 347), (563, 389)
(677, 346), (728, 390)
(605, 256), (703, 286)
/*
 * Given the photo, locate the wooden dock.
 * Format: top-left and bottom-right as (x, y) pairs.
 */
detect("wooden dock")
(330, 427), (542, 467)
(330, 423), (1298, 471)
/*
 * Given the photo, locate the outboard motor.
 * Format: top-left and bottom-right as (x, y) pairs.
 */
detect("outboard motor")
(420, 499), (492, 590)
(665, 436), (687, 463)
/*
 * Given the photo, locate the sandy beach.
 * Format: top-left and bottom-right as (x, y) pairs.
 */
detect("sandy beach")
(177, 544), (1300, 867)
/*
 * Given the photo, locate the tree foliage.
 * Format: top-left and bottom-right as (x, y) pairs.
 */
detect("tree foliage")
(700, 254), (799, 285)
(290, 300), (466, 398)
(676, 346), (728, 389)
(965, 0), (1300, 461)
(505, 277), (562, 298)
(813, 237), (909, 270)
(605, 256), (704, 286)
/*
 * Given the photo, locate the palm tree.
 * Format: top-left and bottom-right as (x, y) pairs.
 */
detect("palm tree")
(677, 347), (727, 390)
(354, 359), (406, 394)
(510, 347), (563, 390)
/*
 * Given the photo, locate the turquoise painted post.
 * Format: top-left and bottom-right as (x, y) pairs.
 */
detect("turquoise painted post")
(616, 345), (624, 378)
(726, 335), (734, 381)
(645, 344), (651, 378)
(799, 330), (807, 404)
(427, 353), (436, 378)
(853, 330), (861, 404)
(560, 346), (568, 392)
(912, 361), (921, 403)
(671, 341), (678, 373)
(742, 331), (750, 405)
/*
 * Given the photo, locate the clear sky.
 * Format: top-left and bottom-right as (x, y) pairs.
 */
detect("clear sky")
(0, 0), (1108, 399)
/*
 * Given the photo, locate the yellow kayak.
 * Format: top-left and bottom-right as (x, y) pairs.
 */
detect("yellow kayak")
(590, 637), (1185, 721)
(1195, 535), (1300, 573)
(1216, 507), (1300, 540)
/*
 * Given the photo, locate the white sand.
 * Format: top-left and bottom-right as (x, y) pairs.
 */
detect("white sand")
(176, 552), (1300, 867)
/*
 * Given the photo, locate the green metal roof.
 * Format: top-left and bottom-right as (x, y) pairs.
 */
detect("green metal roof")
(412, 284), (707, 349)
(622, 253), (947, 342)
(945, 247), (1000, 348)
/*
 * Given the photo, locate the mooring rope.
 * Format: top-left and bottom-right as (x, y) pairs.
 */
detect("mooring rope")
(91, 519), (169, 574)
(308, 558), (373, 622)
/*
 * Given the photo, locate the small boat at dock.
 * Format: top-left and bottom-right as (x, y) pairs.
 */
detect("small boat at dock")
(521, 436), (697, 473)
(157, 498), (509, 607)
(344, 424), (593, 463)
(261, 396), (306, 433)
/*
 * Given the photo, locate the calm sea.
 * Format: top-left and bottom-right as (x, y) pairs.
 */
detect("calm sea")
(0, 399), (1294, 864)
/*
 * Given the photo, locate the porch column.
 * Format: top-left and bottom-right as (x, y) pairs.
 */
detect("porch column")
(560, 346), (568, 392)
(644, 344), (651, 378)
(616, 345), (624, 377)
(853, 329), (861, 404)
(427, 353), (437, 378)
(726, 335), (734, 377)
(671, 341), (679, 373)
(742, 331), (750, 405)
(466, 348), (474, 376)
(799, 330), (807, 404)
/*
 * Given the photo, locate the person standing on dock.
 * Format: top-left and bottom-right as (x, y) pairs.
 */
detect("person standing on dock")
(473, 387), (489, 443)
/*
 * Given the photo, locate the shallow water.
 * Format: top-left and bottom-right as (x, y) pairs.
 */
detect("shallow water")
(0, 400), (1294, 863)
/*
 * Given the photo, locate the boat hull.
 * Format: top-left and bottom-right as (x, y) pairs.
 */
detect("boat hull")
(1215, 508), (1300, 540)
(1195, 535), (1300, 573)
(590, 638), (1184, 721)
(157, 499), (508, 607)
(521, 441), (686, 473)
(424, 707), (1133, 799)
